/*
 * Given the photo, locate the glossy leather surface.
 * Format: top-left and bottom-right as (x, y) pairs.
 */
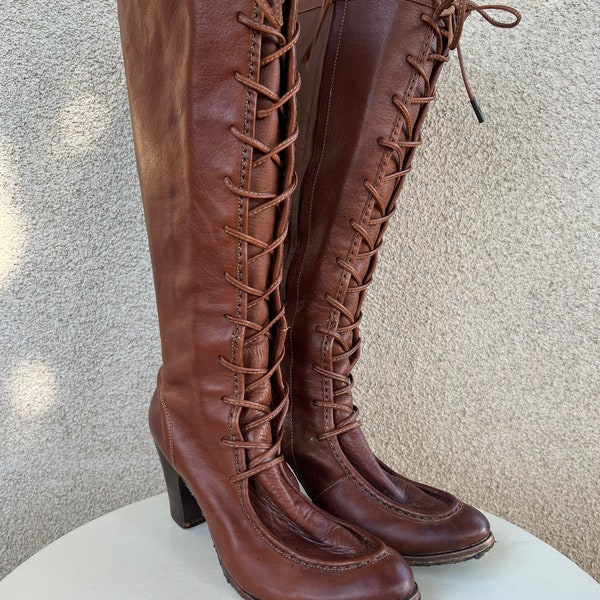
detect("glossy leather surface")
(284, 0), (495, 563)
(118, 0), (417, 597)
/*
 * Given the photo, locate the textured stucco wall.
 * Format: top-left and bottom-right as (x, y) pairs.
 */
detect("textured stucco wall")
(1, 0), (598, 585)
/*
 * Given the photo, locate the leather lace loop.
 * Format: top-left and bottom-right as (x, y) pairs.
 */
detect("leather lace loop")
(220, 3), (299, 483)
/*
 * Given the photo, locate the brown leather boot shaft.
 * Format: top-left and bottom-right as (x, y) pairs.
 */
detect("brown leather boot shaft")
(284, 0), (519, 564)
(118, 1), (418, 597)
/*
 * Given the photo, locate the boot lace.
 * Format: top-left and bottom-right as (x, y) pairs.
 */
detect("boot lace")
(219, 2), (300, 483)
(422, 1), (521, 121)
(315, 0), (520, 441)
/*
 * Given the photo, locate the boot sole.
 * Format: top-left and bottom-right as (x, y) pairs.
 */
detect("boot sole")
(403, 532), (495, 567)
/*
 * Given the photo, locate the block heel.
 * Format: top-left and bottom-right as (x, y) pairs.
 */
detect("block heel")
(156, 446), (206, 528)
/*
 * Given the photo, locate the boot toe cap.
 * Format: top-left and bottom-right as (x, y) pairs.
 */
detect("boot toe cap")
(403, 502), (495, 565)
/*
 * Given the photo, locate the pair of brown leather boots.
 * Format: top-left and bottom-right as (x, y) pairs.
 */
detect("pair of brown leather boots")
(118, 1), (519, 598)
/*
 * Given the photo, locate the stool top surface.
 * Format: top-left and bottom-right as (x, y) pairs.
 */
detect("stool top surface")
(2, 493), (599, 599)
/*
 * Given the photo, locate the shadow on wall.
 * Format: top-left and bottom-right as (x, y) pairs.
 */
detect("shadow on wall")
(0, 2), (162, 579)
(1, 141), (59, 420)
(0, 82), (118, 415)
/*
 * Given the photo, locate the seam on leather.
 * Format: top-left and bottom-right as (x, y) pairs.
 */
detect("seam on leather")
(285, 0), (334, 471)
(326, 23), (436, 515)
(229, 6), (394, 571)
(313, 475), (348, 501)
(319, 0), (349, 439)
(158, 369), (174, 464)
(288, 0), (349, 464)
(237, 470), (390, 570)
(257, 0), (283, 26)
(335, 445), (463, 520)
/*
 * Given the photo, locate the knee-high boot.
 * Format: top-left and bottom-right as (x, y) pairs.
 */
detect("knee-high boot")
(283, 0), (520, 566)
(117, 1), (418, 597)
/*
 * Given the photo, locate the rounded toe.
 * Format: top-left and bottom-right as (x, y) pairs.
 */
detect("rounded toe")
(356, 548), (418, 600)
(454, 502), (493, 549)
(402, 502), (495, 565)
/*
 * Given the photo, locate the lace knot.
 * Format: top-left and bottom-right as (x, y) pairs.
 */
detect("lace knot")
(431, 0), (521, 121)
(434, 1), (521, 50)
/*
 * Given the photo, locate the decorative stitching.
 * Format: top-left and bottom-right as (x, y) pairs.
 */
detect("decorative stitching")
(228, 3), (259, 479)
(237, 471), (390, 570)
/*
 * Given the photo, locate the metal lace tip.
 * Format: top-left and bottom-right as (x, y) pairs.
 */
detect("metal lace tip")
(470, 97), (486, 124)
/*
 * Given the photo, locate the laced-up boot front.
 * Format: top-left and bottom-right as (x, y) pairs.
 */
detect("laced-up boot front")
(118, 1), (419, 598)
(283, 0), (520, 566)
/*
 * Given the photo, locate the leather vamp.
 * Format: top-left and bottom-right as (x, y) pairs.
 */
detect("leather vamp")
(338, 427), (454, 514)
(251, 467), (378, 559)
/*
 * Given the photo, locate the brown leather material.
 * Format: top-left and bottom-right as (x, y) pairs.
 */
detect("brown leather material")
(284, 0), (517, 564)
(118, 1), (418, 598)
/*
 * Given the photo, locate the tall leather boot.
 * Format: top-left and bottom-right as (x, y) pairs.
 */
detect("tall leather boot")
(283, 0), (520, 566)
(118, 1), (419, 598)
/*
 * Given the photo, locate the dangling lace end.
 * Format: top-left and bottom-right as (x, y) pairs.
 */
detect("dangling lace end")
(456, 43), (485, 123)
(430, 3), (520, 122)
(470, 97), (485, 123)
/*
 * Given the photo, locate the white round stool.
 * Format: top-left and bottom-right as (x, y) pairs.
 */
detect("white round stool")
(1, 493), (598, 599)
